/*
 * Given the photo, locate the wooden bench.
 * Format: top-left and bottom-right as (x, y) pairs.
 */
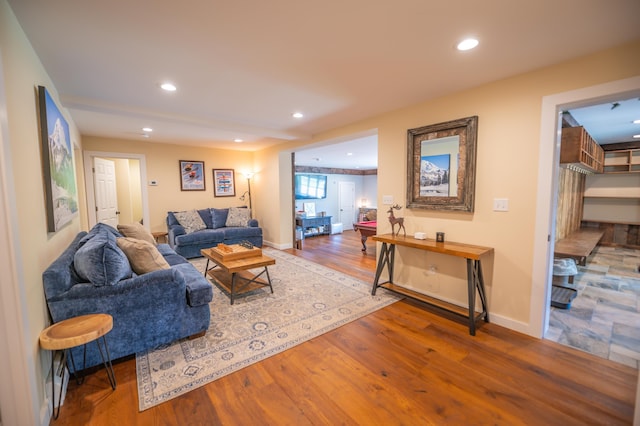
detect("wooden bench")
(554, 228), (605, 266)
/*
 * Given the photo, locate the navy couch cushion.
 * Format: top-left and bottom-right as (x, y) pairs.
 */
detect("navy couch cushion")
(78, 222), (122, 246)
(223, 226), (262, 239)
(198, 208), (214, 229)
(211, 208), (229, 229)
(74, 227), (132, 286)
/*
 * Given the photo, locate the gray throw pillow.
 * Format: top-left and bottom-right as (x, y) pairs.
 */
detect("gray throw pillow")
(174, 209), (207, 234)
(225, 207), (251, 227)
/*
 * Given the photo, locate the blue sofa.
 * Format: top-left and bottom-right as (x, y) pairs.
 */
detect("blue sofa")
(43, 223), (213, 369)
(167, 207), (263, 259)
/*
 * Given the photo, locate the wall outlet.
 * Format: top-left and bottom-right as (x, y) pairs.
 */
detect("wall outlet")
(493, 198), (509, 212)
(382, 195), (394, 205)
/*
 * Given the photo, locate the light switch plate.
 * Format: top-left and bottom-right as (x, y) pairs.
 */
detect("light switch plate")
(493, 198), (509, 212)
(382, 195), (394, 205)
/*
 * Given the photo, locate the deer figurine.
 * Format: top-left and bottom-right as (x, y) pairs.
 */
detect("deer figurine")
(387, 204), (406, 237)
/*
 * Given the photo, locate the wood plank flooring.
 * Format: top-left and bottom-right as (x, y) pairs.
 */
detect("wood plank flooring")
(52, 231), (637, 425)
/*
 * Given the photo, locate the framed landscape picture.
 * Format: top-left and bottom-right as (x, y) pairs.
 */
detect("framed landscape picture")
(407, 116), (478, 212)
(213, 169), (236, 197)
(37, 86), (78, 232)
(179, 160), (206, 191)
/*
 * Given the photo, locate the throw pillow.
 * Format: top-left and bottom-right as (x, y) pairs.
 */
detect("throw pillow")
(225, 207), (251, 227)
(174, 209), (206, 234)
(117, 222), (156, 245)
(116, 237), (170, 275)
(210, 208), (229, 229)
(79, 222), (122, 247)
(74, 229), (132, 286)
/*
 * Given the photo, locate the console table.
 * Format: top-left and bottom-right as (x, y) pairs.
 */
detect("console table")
(296, 216), (332, 238)
(371, 234), (493, 335)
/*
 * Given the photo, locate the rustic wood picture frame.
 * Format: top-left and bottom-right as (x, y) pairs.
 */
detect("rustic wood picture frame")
(406, 116), (478, 212)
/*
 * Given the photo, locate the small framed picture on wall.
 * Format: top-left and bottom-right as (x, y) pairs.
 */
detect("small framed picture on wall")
(179, 160), (206, 191)
(213, 169), (236, 197)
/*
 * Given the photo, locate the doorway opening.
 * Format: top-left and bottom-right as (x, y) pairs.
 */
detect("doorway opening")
(83, 151), (150, 230)
(292, 131), (378, 253)
(534, 77), (640, 367)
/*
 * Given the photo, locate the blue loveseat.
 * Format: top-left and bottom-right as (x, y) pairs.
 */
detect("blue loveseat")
(167, 207), (263, 259)
(43, 223), (212, 369)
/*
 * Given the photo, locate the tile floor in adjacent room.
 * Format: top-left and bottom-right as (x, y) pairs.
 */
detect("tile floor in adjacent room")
(546, 245), (640, 368)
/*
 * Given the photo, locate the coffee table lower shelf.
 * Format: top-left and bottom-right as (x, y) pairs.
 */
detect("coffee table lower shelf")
(207, 268), (273, 303)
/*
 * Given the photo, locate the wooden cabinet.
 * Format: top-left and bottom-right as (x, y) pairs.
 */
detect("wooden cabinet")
(296, 216), (332, 238)
(560, 126), (604, 173)
(603, 149), (640, 173)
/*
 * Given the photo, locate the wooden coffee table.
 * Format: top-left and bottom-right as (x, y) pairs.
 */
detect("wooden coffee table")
(201, 246), (275, 304)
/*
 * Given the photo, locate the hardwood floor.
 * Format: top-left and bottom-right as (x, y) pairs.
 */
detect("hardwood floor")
(52, 231), (637, 425)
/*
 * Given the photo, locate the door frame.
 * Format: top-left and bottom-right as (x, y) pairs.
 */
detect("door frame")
(83, 151), (150, 229)
(0, 50), (38, 426)
(530, 76), (640, 338)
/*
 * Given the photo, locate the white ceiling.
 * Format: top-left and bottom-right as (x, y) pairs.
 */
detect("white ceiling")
(294, 134), (378, 170)
(569, 97), (640, 145)
(8, 0), (640, 161)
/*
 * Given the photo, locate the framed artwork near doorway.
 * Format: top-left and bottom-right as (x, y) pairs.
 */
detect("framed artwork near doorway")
(406, 116), (478, 212)
(179, 160), (206, 191)
(37, 85), (78, 232)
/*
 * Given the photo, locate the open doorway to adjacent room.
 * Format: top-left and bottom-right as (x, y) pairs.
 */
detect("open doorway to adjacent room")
(292, 131), (378, 255)
(83, 151), (150, 230)
(541, 83), (640, 368)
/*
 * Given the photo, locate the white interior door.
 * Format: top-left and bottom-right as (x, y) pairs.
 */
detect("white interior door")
(338, 181), (355, 230)
(93, 157), (119, 227)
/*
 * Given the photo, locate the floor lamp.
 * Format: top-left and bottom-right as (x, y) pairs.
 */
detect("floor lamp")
(241, 172), (254, 211)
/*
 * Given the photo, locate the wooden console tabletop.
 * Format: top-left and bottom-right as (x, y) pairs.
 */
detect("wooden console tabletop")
(371, 234), (493, 335)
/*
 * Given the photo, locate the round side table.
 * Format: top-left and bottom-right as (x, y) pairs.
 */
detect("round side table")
(39, 313), (117, 419)
(151, 231), (168, 243)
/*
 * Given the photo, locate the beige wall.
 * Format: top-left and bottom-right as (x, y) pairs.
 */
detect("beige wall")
(82, 137), (255, 233)
(1, 0), (84, 423)
(256, 40), (640, 331)
(2, 0), (639, 419)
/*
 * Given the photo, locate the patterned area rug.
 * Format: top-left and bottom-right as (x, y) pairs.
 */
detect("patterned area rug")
(136, 248), (400, 411)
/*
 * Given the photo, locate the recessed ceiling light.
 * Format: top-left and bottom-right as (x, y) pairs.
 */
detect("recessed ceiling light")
(347, 152), (353, 156)
(234, 138), (244, 143)
(634, 134), (640, 139)
(457, 38), (479, 51)
(142, 127), (153, 132)
(292, 112), (304, 119)
(633, 119), (640, 124)
(160, 82), (177, 92)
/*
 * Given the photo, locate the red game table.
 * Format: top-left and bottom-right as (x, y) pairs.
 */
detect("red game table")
(353, 221), (377, 252)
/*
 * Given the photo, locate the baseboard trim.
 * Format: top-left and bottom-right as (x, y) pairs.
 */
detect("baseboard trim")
(263, 240), (293, 250)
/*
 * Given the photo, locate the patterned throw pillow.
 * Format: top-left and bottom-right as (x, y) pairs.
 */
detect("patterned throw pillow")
(116, 237), (170, 275)
(174, 209), (207, 234)
(225, 207), (251, 227)
(117, 222), (156, 245)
